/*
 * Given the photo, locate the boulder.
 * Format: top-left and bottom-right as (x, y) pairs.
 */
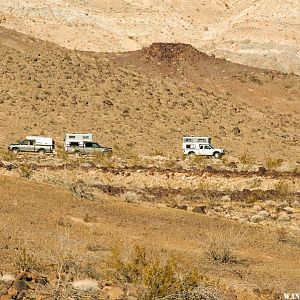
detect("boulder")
(221, 195), (231, 202)
(192, 206), (206, 214)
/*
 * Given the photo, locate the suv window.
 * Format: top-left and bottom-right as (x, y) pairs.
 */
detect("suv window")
(85, 142), (93, 148)
(205, 145), (211, 149)
(92, 143), (100, 148)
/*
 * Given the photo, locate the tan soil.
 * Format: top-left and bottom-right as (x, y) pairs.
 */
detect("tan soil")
(0, 27), (299, 163)
(0, 0), (299, 74)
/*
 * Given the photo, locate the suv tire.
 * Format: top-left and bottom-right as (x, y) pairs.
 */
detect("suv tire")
(213, 152), (221, 158)
(12, 148), (19, 154)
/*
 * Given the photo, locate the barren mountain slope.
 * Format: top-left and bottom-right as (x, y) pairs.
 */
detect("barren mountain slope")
(0, 27), (299, 161)
(0, 174), (299, 298)
(0, 0), (299, 74)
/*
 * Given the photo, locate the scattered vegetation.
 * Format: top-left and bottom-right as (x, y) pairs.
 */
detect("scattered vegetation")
(265, 157), (283, 170)
(69, 180), (95, 200)
(0, 150), (17, 161)
(110, 243), (208, 299)
(14, 247), (41, 272)
(239, 153), (255, 165)
(206, 229), (245, 264)
(93, 151), (113, 167)
(18, 163), (34, 178)
(274, 180), (291, 194)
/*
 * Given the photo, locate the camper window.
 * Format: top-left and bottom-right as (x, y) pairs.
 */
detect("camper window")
(186, 144), (195, 149)
(70, 142), (79, 147)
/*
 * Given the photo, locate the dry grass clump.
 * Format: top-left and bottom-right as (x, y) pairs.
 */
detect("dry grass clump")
(18, 163), (34, 178)
(14, 247), (41, 272)
(206, 229), (245, 264)
(190, 155), (206, 169)
(93, 151), (113, 167)
(274, 180), (291, 194)
(0, 150), (17, 161)
(69, 180), (95, 200)
(56, 148), (69, 161)
(239, 153), (255, 165)
(265, 157), (283, 170)
(110, 243), (207, 300)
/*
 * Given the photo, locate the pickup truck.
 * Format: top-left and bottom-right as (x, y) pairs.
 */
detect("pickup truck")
(8, 136), (55, 154)
(67, 141), (112, 155)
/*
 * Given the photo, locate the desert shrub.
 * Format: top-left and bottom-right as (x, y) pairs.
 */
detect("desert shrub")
(70, 180), (95, 200)
(19, 163), (33, 178)
(14, 248), (41, 272)
(93, 151), (113, 167)
(110, 243), (202, 300)
(122, 191), (140, 203)
(206, 229), (244, 264)
(265, 157), (283, 170)
(274, 180), (291, 194)
(153, 149), (164, 156)
(0, 150), (17, 161)
(191, 155), (205, 169)
(56, 148), (69, 161)
(239, 153), (255, 165)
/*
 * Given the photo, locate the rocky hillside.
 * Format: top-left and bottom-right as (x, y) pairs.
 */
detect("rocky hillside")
(0, 27), (299, 162)
(0, 0), (299, 74)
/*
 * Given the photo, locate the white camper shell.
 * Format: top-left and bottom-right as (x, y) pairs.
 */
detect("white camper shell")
(64, 133), (93, 151)
(182, 136), (224, 158)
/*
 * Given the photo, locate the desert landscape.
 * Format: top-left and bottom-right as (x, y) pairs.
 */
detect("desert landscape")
(0, 1), (299, 300)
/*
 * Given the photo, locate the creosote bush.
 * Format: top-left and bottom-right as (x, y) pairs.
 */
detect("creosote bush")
(110, 243), (201, 300)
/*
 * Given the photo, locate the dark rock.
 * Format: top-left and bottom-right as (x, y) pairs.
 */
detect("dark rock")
(177, 205), (188, 210)
(232, 127), (241, 135)
(192, 206), (206, 214)
(257, 166), (266, 175)
(228, 162), (237, 169)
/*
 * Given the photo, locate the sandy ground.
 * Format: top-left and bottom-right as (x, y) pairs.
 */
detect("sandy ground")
(0, 164), (299, 298)
(0, 0), (299, 74)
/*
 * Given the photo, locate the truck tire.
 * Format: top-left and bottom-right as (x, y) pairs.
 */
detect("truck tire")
(38, 149), (46, 154)
(188, 151), (196, 156)
(12, 148), (19, 154)
(213, 152), (221, 159)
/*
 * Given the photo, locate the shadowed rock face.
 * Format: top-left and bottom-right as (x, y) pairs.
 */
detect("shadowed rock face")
(0, 0), (299, 74)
